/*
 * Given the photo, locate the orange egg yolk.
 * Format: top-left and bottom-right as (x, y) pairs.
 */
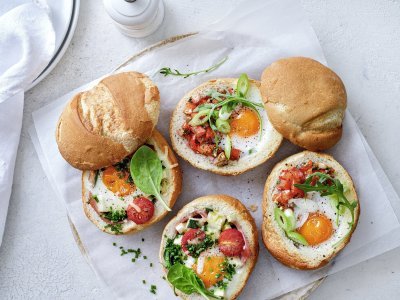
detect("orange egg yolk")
(192, 256), (225, 288)
(102, 166), (135, 196)
(230, 108), (260, 138)
(298, 213), (333, 246)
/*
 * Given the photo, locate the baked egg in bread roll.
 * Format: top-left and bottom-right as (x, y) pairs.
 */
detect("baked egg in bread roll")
(82, 130), (182, 235)
(170, 74), (282, 176)
(56, 71), (160, 170)
(160, 195), (258, 300)
(262, 151), (359, 270)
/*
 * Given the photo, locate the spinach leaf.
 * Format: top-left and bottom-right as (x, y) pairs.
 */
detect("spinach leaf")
(167, 263), (220, 300)
(130, 146), (171, 211)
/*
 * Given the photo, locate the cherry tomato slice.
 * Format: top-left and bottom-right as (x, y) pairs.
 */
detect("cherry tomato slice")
(218, 229), (245, 257)
(127, 197), (154, 224)
(181, 229), (206, 254)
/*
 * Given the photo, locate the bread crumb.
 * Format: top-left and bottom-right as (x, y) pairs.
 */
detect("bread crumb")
(248, 205), (258, 212)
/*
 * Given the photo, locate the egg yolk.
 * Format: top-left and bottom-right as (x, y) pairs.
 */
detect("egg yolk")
(230, 108), (260, 138)
(192, 256), (225, 288)
(298, 213), (333, 246)
(102, 166), (135, 196)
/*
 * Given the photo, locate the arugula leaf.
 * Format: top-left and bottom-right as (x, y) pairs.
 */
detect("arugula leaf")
(159, 56), (228, 78)
(130, 146), (171, 211)
(294, 172), (358, 230)
(167, 263), (220, 300)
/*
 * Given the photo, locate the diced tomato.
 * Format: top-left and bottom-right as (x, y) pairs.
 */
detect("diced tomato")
(205, 127), (215, 141)
(181, 229), (206, 254)
(299, 160), (313, 176)
(127, 197), (154, 224)
(218, 229), (245, 257)
(230, 148), (241, 161)
(192, 126), (206, 139)
(189, 134), (199, 152)
(197, 144), (214, 156)
(272, 190), (293, 206)
(185, 101), (197, 113)
(198, 96), (210, 105)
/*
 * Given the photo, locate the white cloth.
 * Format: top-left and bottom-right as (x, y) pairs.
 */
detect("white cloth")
(0, 2), (55, 246)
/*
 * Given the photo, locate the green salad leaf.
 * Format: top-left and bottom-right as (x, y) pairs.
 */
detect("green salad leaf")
(167, 263), (220, 300)
(130, 145), (171, 211)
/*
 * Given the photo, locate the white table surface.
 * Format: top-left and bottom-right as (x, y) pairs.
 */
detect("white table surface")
(1, 0), (399, 299)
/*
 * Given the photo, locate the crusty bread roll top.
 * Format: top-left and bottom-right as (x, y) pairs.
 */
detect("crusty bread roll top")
(261, 57), (347, 151)
(56, 71), (160, 170)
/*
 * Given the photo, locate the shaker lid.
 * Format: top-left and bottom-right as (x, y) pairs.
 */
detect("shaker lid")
(103, 0), (160, 28)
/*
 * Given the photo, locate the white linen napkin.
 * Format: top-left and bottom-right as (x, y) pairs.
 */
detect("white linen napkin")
(0, 1), (55, 246)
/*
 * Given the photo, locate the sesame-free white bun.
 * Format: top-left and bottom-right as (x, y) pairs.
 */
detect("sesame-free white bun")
(160, 195), (259, 300)
(56, 71), (160, 170)
(82, 130), (182, 235)
(170, 78), (282, 176)
(261, 57), (347, 151)
(262, 151), (359, 270)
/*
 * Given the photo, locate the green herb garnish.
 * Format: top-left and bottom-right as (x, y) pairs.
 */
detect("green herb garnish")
(150, 284), (157, 294)
(94, 170), (99, 186)
(187, 219), (199, 229)
(167, 263), (220, 300)
(159, 56), (228, 79)
(130, 146), (171, 211)
(164, 238), (185, 269)
(102, 207), (127, 223)
(104, 223), (123, 234)
(294, 172), (358, 230)
(186, 235), (214, 258)
(92, 195), (99, 203)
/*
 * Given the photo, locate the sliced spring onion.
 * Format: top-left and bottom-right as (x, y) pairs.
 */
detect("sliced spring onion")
(236, 73), (250, 97)
(286, 231), (309, 246)
(218, 105), (232, 120)
(274, 207), (295, 232)
(224, 135), (232, 160)
(283, 208), (296, 231)
(216, 118), (230, 133)
(188, 109), (210, 126)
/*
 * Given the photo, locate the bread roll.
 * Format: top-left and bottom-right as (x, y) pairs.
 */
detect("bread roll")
(82, 129), (182, 235)
(56, 72), (160, 170)
(170, 78), (282, 176)
(261, 57), (346, 151)
(262, 151), (359, 270)
(160, 194), (258, 300)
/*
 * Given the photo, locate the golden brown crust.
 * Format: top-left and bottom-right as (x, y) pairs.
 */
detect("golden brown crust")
(159, 194), (259, 300)
(81, 129), (182, 235)
(56, 72), (160, 170)
(261, 57), (347, 151)
(170, 78), (282, 176)
(261, 151), (359, 270)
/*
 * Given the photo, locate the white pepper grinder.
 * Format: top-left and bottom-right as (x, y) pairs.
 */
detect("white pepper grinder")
(103, 0), (164, 38)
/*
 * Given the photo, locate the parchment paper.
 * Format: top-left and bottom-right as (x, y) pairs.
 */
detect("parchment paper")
(30, 0), (400, 299)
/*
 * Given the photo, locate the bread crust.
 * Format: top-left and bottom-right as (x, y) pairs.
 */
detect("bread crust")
(170, 78), (282, 176)
(82, 129), (182, 235)
(261, 57), (347, 151)
(56, 72), (160, 170)
(159, 195), (259, 300)
(262, 151), (360, 270)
